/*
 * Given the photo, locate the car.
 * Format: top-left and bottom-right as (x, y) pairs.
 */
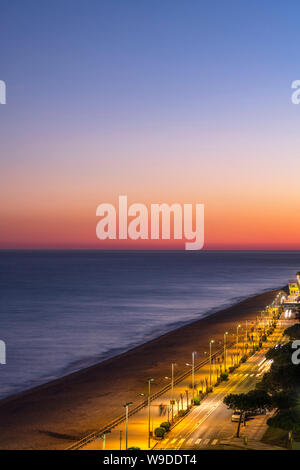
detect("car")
(231, 410), (242, 422)
(246, 408), (266, 417)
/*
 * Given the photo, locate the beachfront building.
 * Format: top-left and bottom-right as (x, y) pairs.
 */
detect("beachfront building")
(283, 273), (300, 318)
(287, 271), (300, 296)
(288, 281), (300, 296)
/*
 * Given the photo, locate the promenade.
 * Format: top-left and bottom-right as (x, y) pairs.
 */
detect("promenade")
(80, 313), (291, 450)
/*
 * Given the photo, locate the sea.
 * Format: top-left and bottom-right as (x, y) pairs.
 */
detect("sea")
(0, 250), (299, 400)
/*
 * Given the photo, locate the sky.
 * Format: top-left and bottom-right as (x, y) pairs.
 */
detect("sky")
(1, 0), (300, 249)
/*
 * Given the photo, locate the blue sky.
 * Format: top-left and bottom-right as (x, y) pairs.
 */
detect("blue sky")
(1, 0), (299, 129)
(1, 1), (300, 248)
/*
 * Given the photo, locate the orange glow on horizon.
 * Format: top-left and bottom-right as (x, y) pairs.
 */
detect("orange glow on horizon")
(1, 156), (300, 250)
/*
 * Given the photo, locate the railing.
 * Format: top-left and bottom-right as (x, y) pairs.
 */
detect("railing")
(66, 341), (236, 450)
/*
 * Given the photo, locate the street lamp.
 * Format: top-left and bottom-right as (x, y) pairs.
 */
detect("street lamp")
(123, 401), (133, 450)
(186, 352), (196, 402)
(147, 378), (154, 448)
(100, 429), (111, 450)
(185, 389), (189, 409)
(236, 324), (241, 355)
(192, 352), (196, 401)
(224, 332), (228, 371)
(209, 340), (215, 386)
(171, 362), (175, 403)
(165, 363), (176, 421)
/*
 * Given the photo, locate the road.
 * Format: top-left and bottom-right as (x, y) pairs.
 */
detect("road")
(155, 319), (292, 450)
(81, 317), (293, 450)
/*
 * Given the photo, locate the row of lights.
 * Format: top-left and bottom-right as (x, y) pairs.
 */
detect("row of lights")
(102, 309), (276, 449)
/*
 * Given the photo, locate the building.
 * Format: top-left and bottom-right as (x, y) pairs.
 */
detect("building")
(288, 281), (300, 296)
(284, 272), (300, 318)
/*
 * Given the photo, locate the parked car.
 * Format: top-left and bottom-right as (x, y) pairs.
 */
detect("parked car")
(231, 410), (242, 422)
(247, 408), (266, 417)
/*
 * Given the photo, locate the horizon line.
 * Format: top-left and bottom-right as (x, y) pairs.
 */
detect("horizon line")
(1, 248), (300, 252)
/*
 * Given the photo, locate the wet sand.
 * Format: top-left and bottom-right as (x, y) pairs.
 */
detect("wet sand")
(0, 288), (279, 449)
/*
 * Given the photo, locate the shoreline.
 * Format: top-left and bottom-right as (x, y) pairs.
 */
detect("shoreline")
(0, 288), (281, 449)
(1, 285), (284, 402)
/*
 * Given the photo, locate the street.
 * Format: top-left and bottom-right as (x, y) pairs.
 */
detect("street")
(156, 320), (290, 450)
(82, 317), (293, 450)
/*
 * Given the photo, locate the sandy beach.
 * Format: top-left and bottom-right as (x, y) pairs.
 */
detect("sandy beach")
(0, 288), (280, 450)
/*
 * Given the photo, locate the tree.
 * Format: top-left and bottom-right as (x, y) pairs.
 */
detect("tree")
(224, 390), (273, 437)
(223, 394), (245, 437)
(267, 408), (300, 434)
(257, 363), (300, 393)
(271, 391), (297, 410)
(257, 342), (300, 393)
(160, 422), (171, 432)
(284, 324), (300, 341)
(220, 372), (229, 381)
(266, 342), (293, 364)
(246, 389), (273, 411)
(154, 427), (165, 438)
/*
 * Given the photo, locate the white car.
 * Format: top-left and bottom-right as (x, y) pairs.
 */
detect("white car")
(231, 410), (242, 422)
